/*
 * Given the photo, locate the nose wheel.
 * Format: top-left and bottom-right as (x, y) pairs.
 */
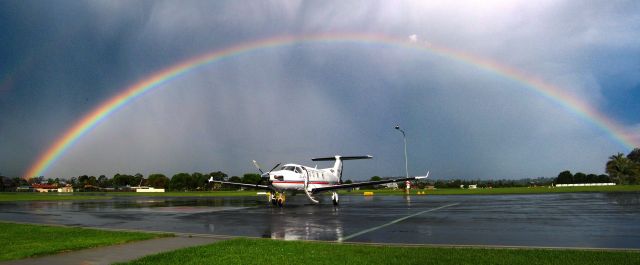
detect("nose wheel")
(331, 192), (339, 206)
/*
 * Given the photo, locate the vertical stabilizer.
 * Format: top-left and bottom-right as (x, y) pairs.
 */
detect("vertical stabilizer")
(311, 155), (373, 183)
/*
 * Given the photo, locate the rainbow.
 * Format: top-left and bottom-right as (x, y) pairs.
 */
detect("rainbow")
(24, 33), (639, 178)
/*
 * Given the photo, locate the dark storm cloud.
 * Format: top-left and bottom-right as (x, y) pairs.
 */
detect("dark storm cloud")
(1, 0), (639, 179)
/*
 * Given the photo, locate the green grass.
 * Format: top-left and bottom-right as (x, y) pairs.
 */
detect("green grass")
(0, 192), (111, 201)
(119, 238), (640, 265)
(0, 222), (170, 261)
(348, 185), (640, 196)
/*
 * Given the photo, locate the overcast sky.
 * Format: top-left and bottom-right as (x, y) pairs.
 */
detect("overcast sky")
(1, 0), (639, 180)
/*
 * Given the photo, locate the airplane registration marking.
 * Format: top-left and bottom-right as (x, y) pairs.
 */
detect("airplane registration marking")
(338, 203), (460, 242)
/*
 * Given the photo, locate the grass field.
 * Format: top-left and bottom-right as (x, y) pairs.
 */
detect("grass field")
(0, 222), (169, 261)
(119, 238), (640, 265)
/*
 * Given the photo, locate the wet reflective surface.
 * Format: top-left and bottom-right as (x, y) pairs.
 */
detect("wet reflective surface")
(1, 192), (639, 248)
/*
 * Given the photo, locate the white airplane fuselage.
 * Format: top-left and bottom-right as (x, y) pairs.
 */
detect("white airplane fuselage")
(268, 164), (339, 192)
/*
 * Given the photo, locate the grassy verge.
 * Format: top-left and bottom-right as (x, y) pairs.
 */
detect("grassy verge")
(0, 192), (111, 202)
(119, 238), (640, 265)
(0, 222), (170, 261)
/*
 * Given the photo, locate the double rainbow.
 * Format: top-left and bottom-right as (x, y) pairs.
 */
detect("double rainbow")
(24, 33), (638, 178)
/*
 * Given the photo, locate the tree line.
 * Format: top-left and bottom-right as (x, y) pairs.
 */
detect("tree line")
(0, 171), (262, 192)
(554, 148), (639, 185)
(1, 148), (638, 191)
(605, 148), (640, 184)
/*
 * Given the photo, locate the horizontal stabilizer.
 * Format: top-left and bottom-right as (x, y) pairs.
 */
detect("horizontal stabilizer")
(312, 155), (373, 161)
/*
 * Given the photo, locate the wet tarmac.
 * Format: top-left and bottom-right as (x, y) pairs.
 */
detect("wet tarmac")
(1, 192), (639, 249)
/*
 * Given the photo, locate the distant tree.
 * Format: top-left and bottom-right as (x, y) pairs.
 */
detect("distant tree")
(192, 172), (207, 190)
(586, 174), (599, 183)
(208, 171), (228, 181)
(228, 176), (242, 183)
(627, 148), (640, 164)
(27, 176), (44, 185)
(113, 174), (135, 187)
(69, 177), (78, 187)
(97, 175), (108, 188)
(364, 176), (383, 189)
(573, 172), (587, 184)
(343, 179), (353, 184)
(78, 175), (89, 187)
(133, 173), (144, 186)
(147, 174), (169, 188)
(556, 170), (573, 184)
(606, 153), (635, 184)
(208, 171), (228, 190)
(87, 176), (97, 186)
(597, 174), (611, 183)
(241, 173), (261, 185)
(169, 173), (193, 191)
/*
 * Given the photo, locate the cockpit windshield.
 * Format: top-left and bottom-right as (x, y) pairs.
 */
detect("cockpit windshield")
(280, 166), (303, 173)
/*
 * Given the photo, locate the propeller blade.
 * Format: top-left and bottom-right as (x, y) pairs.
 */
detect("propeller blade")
(252, 160), (264, 174)
(269, 163), (281, 173)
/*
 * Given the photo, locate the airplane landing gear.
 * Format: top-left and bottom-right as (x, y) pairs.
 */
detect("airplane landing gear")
(331, 192), (339, 206)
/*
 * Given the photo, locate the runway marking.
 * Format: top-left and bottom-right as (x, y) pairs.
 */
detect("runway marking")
(339, 203), (459, 242)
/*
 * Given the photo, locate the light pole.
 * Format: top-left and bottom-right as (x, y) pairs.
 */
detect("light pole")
(395, 125), (409, 179)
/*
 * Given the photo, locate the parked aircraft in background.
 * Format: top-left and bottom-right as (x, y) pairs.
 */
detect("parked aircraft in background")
(209, 155), (428, 206)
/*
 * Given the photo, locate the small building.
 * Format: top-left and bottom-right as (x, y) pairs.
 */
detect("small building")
(133, 186), (165, 192)
(57, 185), (73, 193)
(468, 184), (477, 189)
(16, 186), (34, 192)
(32, 183), (58, 193)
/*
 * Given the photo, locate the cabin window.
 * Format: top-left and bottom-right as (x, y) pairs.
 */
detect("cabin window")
(280, 166), (295, 171)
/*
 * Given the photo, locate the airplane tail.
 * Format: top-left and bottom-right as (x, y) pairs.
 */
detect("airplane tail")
(311, 155), (372, 183)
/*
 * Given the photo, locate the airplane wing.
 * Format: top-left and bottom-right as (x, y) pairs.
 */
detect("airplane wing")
(310, 173), (428, 194)
(208, 178), (273, 191)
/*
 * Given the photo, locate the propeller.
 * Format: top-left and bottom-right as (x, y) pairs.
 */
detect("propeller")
(252, 160), (281, 185)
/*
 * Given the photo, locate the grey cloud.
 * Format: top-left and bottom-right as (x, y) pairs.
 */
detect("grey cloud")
(1, 0), (638, 179)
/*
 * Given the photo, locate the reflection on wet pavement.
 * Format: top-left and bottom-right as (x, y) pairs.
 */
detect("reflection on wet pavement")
(1, 192), (639, 248)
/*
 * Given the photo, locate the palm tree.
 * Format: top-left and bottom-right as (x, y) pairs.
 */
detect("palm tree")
(627, 148), (640, 163)
(606, 153), (634, 184)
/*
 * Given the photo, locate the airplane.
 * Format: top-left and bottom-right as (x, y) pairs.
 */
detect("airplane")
(208, 155), (428, 207)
